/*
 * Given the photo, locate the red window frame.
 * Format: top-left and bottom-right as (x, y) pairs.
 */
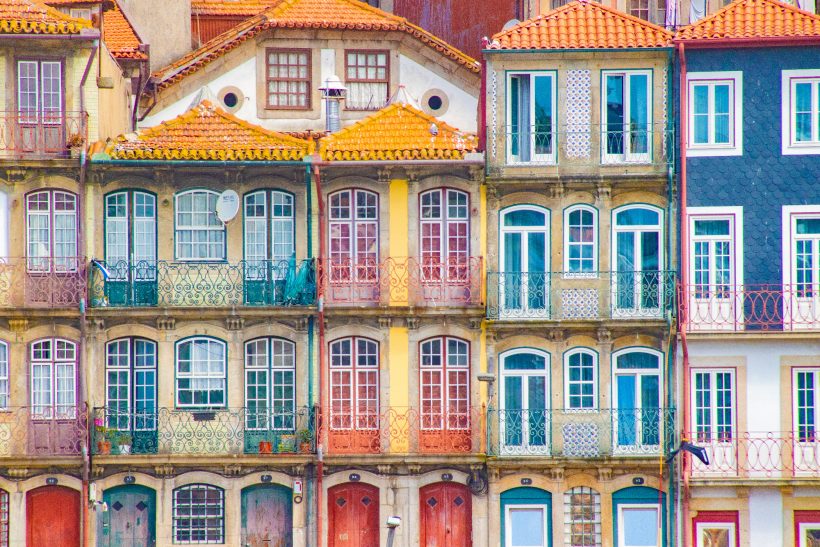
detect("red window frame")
(328, 189), (379, 283)
(420, 188), (469, 282)
(419, 336), (470, 431)
(795, 511), (820, 547)
(344, 49), (389, 111)
(265, 48), (311, 110)
(692, 511), (739, 547)
(329, 337), (379, 431)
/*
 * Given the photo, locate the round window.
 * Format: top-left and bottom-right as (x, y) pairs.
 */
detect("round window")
(223, 92), (239, 109)
(420, 89), (449, 117)
(427, 95), (443, 111)
(217, 86), (244, 113)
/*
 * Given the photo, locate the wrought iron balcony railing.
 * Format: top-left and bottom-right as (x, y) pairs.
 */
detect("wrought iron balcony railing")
(0, 257), (86, 309)
(486, 270), (676, 321)
(0, 111), (87, 159)
(681, 284), (820, 332)
(487, 407), (676, 458)
(88, 259), (315, 308)
(320, 257), (483, 307)
(685, 431), (820, 479)
(487, 123), (673, 173)
(0, 406), (87, 457)
(325, 406), (485, 455)
(91, 406), (315, 456)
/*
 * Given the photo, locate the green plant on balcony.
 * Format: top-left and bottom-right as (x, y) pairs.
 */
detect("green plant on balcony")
(114, 432), (133, 455)
(95, 424), (114, 455)
(66, 132), (85, 158)
(277, 434), (297, 454)
(297, 428), (313, 453)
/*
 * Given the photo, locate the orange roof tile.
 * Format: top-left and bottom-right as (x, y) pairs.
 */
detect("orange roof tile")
(107, 100), (314, 160)
(488, 0), (673, 50)
(1, 0), (92, 34)
(192, 0), (276, 16)
(675, 0), (820, 41)
(154, 0), (479, 90)
(103, 0), (145, 59)
(318, 102), (477, 161)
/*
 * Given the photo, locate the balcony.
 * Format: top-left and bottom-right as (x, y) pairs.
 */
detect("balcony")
(0, 406), (87, 457)
(682, 284), (820, 332)
(88, 259), (315, 308)
(325, 406), (485, 456)
(686, 431), (820, 480)
(0, 111), (87, 159)
(486, 271), (675, 321)
(320, 257), (483, 308)
(0, 257), (86, 309)
(91, 407), (315, 456)
(487, 123), (672, 176)
(487, 408), (675, 458)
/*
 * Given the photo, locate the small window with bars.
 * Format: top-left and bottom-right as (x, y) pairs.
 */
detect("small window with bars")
(345, 50), (389, 111)
(266, 49), (311, 110)
(564, 487), (602, 547)
(173, 484), (224, 544)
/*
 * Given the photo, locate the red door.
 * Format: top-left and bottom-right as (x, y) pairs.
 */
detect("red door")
(328, 483), (379, 547)
(27, 485), (80, 547)
(420, 483), (472, 547)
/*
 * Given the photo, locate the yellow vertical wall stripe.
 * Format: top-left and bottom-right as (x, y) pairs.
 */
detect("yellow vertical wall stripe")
(388, 326), (410, 452)
(388, 178), (409, 306)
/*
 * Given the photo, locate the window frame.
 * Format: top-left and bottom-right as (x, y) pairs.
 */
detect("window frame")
(563, 204), (598, 275)
(506, 70), (558, 165)
(693, 511), (739, 547)
(793, 367), (820, 442)
(25, 189), (79, 271)
(174, 189), (226, 261)
(617, 503), (661, 547)
(104, 189), (158, 276)
(264, 47), (311, 111)
(16, 58), (64, 122)
(601, 69), (653, 164)
(344, 49), (390, 111)
(244, 337), (296, 431)
(782, 205), (820, 299)
(243, 189), (296, 275)
(796, 511), (820, 547)
(29, 337), (77, 419)
(686, 71), (743, 157)
(782, 69), (820, 155)
(175, 337), (227, 409)
(0, 341), (9, 411)
(172, 484), (225, 544)
(690, 368), (736, 443)
(628, 0), (667, 25)
(419, 187), (470, 278)
(504, 503), (549, 547)
(688, 206), (744, 298)
(419, 336), (471, 431)
(564, 486), (602, 547)
(328, 188), (380, 282)
(105, 337), (158, 432)
(563, 348), (598, 411)
(328, 336), (379, 431)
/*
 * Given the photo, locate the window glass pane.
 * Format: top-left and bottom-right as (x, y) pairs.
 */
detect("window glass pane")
(504, 209), (546, 227)
(797, 218), (820, 235)
(616, 208), (659, 226)
(503, 353), (546, 370)
(622, 507), (659, 547)
(616, 352), (659, 369)
(509, 508), (545, 547)
(694, 220), (730, 236)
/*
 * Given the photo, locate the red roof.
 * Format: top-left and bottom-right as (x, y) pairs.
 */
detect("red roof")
(192, 0), (276, 16)
(675, 0), (820, 42)
(103, 0), (145, 59)
(1, 0), (92, 34)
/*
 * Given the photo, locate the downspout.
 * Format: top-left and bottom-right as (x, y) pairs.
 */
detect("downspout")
(130, 45), (150, 131)
(305, 162), (315, 547)
(665, 48), (677, 547)
(313, 162), (326, 547)
(79, 38), (98, 547)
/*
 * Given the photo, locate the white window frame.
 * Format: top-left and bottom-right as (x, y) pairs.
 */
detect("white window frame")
(30, 338), (77, 420)
(686, 71), (743, 157)
(799, 522), (820, 547)
(499, 348), (550, 455)
(611, 348), (663, 453)
(690, 368), (736, 443)
(688, 207), (744, 291)
(563, 348), (598, 410)
(505, 504), (549, 547)
(105, 337), (158, 432)
(601, 69), (653, 164)
(782, 69), (820, 155)
(172, 484), (225, 544)
(175, 337), (227, 409)
(617, 503), (661, 547)
(611, 204), (665, 318)
(498, 205), (551, 319)
(782, 205), (820, 330)
(695, 521), (736, 547)
(174, 189), (225, 261)
(563, 204), (598, 275)
(793, 368), (820, 442)
(506, 71), (557, 165)
(244, 337), (296, 431)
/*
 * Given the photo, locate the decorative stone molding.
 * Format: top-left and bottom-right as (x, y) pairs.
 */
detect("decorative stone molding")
(7, 467), (29, 480)
(468, 317), (483, 331)
(405, 317), (419, 330)
(378, 317), (392, 329)
(4, 169), (27, 183)
(156, 316), (176, 330)
(8, 318), (29, 334)
(377, 167), (392, 183)
(295, 317), (309, 332)
(223, 464), (243, 476)
(597, 467), (613, 482)
(154, 464), (175, 478)
(225, 316), (244, 331)
(549, 467), (564, 481)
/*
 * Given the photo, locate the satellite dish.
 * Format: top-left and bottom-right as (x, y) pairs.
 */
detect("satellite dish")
(215, 189), (240, 223)
(502, 19), (521, 30)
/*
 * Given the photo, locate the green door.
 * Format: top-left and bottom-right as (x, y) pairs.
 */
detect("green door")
(97, 485), (156, 547)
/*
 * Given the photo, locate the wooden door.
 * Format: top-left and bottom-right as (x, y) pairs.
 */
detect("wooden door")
(27, 486), (80, 547)
(97, 485), (155, 547)
(241, 484), (293, 547)
(420, 483), (472, 547)
(328, 483), (379, 547)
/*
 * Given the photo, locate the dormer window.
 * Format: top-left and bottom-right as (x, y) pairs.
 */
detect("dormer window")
(345, 50), (389, 111)
(265, 48), (311, 110)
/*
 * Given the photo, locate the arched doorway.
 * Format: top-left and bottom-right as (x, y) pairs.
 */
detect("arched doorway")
(420, 482), (472, 547)
(328, 482), (379, 547)
(27, 485), (80, 546)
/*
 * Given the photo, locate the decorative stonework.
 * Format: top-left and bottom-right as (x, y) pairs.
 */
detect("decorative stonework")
(491, 70), (498, 160)
(566, 70), (592, 159)
(662, 67), (669, 158)
(225, 316), (244, 330)
(8, 318), (29, 334)
(156, 316), (176, 330)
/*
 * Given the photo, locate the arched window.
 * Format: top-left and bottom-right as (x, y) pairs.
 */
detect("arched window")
(420, 188), (469, 279)
(564, 348), (597, 410)
(106, 338), (157, 437)
(499, 349), (549, 454)
(30, 338), (77, 418)
(420, 337), (470, 434)
(564, 205), (598, 274)
(612, 205), (664, 316)
(564, 487), (602, 547)
(175, 189), (225, 260)
(328, 189), (378, 282)
(175, 337), (227, 408)
(244, 189), (295, 266)
(612, 348), (662, 453)
(26, 190), (78, 271)
(172, 484), (224, 543)
(499, 206), (550, 317)
(329, 337), (379, 431)
(245, 337), (296, 431)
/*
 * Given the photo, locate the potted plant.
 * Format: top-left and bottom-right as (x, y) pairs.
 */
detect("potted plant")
(95, 426), (112, 455)
(66, 133), (85, 158)
(258, 440), (273, 454)
(277, 434), (296, 453)
(297, 428), (313, 453)
(115, 432), (132, 455)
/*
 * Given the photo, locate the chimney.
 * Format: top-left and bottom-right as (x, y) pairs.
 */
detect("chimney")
(320, 75), (347, 133)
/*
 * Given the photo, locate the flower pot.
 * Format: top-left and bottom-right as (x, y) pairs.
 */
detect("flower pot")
(259, 441), (273, 454)
(299, 442), (312, 454)
(118, 444), (131, 455)
(97, 441), (111, 455)
(278, 435), (296, 453)
(69, 147), (82, 159)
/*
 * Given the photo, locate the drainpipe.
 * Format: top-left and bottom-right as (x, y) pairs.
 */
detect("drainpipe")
(304, 160), (316, 546)
(313, 162), (326, 547)
(665, 48), (677, 547)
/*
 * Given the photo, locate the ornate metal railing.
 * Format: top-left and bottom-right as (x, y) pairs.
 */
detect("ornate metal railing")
(325, 406), (485, 455)
(88, 259), (315, 308)
(0, 111), (87, 159)
(486, 271), (675, 321)
(91, 406), (315, 455)
(685, 431), (820, 479)
(320, 257), (483, 307)
(487, 123), (673, 173)
(0, 406), (87, 457)
(487, 408), (676, 457)
(681, 284), (820, 332)
(0, 257), (86, 308)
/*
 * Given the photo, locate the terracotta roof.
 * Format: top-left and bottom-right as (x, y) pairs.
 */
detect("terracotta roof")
(107, 100), (314, 160)
(488, 0), (673, 50)
(192, 0), (276, 16)
(103, 0), (145, 59)
(318, 102), (477, 161)
(675, 0), (820, 41)
(0, 0), (92, 34)
(154, 0), (479, 90)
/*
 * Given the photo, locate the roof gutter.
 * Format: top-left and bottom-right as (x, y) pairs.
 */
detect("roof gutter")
(481, 46), (673, 54)
(674, 36), (820, 48)
(91, 159), (311, 166)
(311, 159), (486, 167)
(0, 30), (100, 40)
